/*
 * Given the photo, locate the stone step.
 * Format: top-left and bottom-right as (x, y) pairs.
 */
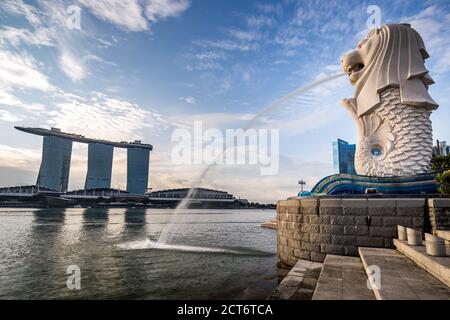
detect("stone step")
(393, 239), (450, 287)
(312, 255), (375, 300)
(269, 259), (322, 300)
(436, 230), (450, 245)
(261, 219), (277, 230)
(359, 247), (450, 300)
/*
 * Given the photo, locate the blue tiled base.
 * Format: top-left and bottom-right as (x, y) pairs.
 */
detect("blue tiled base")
(310, 173), (438, 195)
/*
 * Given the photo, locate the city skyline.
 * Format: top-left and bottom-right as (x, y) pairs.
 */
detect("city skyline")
(0, 0), (449, 202)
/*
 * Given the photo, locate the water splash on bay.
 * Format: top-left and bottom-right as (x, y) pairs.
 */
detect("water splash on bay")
(117, 239), (273, 256)
(158, 72), (346, 245)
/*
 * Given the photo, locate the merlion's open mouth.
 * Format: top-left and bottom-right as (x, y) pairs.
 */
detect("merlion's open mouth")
(346, 63), (364, 75)
(346, 63), (365, 84)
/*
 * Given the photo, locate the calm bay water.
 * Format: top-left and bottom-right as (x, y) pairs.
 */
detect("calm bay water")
(0, 208), (277, 299)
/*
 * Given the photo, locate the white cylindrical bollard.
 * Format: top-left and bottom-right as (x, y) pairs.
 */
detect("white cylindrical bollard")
(397, 225), (407, 241)
(425, 233), (447, 257)
(406, 228), (423, 246)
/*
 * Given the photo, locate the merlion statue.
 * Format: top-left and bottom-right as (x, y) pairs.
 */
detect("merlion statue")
(340, 23), (439, 177)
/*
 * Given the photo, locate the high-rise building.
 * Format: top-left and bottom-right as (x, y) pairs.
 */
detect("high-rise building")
(84, 143), (114, 189)
(15, 126), (153, 195)
(333, 139), (356, 175)
(127, 145), (150, 194)
(37, 134), (73, 192)
(433, 140), (449, 156)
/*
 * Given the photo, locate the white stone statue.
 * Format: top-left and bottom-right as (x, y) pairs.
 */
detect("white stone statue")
(340, 23), (439, 177)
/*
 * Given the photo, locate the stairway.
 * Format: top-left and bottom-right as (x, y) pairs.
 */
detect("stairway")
(311, 228), (450, 300)
(312, 255), (375, 300)
(359, 247), (449, 300)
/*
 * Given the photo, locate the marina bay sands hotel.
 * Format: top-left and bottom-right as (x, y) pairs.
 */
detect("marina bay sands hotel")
(15, 126), (153, 195)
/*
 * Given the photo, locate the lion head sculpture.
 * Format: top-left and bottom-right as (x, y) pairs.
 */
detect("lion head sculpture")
(340, 24), (438, 177)
(341, 23), (438, 117)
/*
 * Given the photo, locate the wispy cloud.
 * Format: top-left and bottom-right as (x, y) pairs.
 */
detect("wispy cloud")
(193, 39), (258, 52)
(0, 109), (24, 122)
(255, 3), (283, 16)
(179, 96), (197, 105)
(0, 49), (52, 91)
(0, 26), (55, 47)
(145, 0), (191, 22)
(245, 14), (275, 28)
(402, 5), (450, 75)
(0, 0), (42, 26)
(0, 144), (41, 170)
(79, 0), (149, 32)
(184, 50), (226, 71)
(58, 50), (86, 82)
(79, 0), (191, 32)
(47, 91), (168, 141)
(0, 86), (45, 114)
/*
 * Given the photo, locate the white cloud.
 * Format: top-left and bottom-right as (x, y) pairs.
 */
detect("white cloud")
(245, 15), (275, 28)
(58, 50), (108, 82)
(194, 39), (258, 51)
(0, 26), (55, 47)
(79, 0), (191, 31)
(0, 87), (24, 107)
(0, 0), (42, 26)
(79, 0), (149, 32)
(227, 28), (261, 42)
(179, 96), (197, 105)
(58, 51), (86, 82)
(184, 50), (226, 71)
(403, 6), (450, 75)
(0, 144), (41, 169)
(0, 49), (52, 91)
(0, 86), (45, 113)
(0, 109), (23, 122)
(193, 26), (263, 53)
(48, 91), (168, 142)
(145, 0), (191, 22)
(275, 27), (305, 49)
(255, 3), (283, 16)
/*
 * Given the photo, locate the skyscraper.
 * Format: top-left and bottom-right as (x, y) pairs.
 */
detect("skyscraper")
(37, 134), (73, 192)
(16, 126), (153, 195)
(84, 143), (114, 189)
(433, 140), (449, 156)
(333, 139), (356, 175)
(127, 146), (150, 194)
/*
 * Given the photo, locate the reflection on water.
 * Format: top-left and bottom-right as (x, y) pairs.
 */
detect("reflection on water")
(0, 208), (277, 299)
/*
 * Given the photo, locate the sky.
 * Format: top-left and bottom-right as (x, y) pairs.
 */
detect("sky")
(0, 0), (449, 203)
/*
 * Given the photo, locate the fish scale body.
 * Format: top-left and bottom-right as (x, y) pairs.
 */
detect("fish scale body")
(356, 87), (432, 177)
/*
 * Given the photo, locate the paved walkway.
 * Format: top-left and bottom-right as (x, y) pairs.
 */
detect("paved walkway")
(269, 259), (322, 300)
(359, 247), (450, 300)
(394, 239), (449, 287)
(312, 255), (375, 300)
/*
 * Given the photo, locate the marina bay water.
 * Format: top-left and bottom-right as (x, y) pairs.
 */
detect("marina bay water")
(157, 72), (346, 244)
(0, 208), (277, 299)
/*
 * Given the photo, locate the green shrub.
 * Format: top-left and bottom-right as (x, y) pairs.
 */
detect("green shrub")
(430, 155), (450, 172)
(436, 170), (450, 197)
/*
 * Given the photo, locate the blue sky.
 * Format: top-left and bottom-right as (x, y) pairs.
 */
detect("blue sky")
(0, 0), (449, 202)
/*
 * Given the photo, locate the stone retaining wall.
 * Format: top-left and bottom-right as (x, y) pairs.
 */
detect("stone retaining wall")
(277, 198), (426, 265)
(428, 199), (450, 232)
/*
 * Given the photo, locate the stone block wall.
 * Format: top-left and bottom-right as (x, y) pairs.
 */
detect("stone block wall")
(277, 197), (426, 265)
(428, 199), (450, 233)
